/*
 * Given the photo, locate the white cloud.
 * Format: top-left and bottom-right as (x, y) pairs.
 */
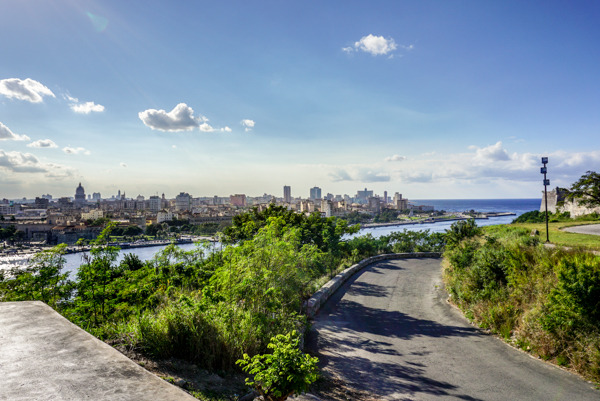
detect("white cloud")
(329, 167), (390, 183)
(71, 101), (105, 114)
(471, 141), (510, 164)
(63, 146), (91, 155)
(343, 34), (407, 56)
(139, 103), (199, 132)
(0, 78), (55, 103)
(0, 150), (44, 173)
(27, 139), (58, 148)
(200, 122), (232, 133)
(241, 119), (255, 132)
(0, 122), (30, 141)
(385, 154), (406, 162)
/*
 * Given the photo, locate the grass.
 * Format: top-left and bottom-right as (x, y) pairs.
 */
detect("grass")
(486, 221), (600, 250)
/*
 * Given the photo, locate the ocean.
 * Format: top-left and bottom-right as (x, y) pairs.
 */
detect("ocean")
(1, 198), (541, 277)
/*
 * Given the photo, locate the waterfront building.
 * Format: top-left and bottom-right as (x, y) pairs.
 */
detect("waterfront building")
(393, 192), (408, 211)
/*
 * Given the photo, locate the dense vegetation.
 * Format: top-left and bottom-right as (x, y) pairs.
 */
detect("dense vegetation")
(0, 205), (444, 379)
(443, 221), (600, 381)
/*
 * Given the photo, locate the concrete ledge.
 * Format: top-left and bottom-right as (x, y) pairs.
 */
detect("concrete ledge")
(0, 301), (197, 401)
(306, 252), (442, 318)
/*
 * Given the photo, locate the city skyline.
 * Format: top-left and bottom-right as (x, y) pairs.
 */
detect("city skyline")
(1, 1), (600, 199)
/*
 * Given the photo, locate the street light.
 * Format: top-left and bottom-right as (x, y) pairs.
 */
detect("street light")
(541, 157), (550, 243)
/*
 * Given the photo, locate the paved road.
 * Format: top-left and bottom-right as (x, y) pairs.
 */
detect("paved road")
(562, 223), (600, 236)
(309, 258), (599, 400)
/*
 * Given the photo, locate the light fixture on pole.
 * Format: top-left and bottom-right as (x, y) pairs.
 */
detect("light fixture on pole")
(541, 157), (550, 243)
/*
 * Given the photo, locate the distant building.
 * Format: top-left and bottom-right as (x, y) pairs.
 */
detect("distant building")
(383, 191), (388, 204)
(393, 192), (408, 211)
(175, 192), (191, 211)
(230, 194), (247, 207)
(74, 183), (86, 207)
(309, 186), (322, 200)
(148, 196), (161, 212)
(355, 188), (373, 204)
(321, 200), (333, 217)
(283, 185), (292, 203)
(81, 209), (104, 221)
(92, 192), (101, 201)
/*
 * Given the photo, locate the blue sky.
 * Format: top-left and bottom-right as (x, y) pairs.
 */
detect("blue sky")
(1, 0), (599, 200)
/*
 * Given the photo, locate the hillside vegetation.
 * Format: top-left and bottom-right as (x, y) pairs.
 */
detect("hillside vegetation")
(443, 220), (600, 381)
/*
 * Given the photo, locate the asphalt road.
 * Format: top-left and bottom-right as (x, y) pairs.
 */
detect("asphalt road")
(562, 223), (600, 236)
(308, 258), (599, 401)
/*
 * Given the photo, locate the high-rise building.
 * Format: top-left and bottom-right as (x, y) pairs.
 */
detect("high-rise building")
(309, 186), (322, 200)
(283, 185), (292, 203)
(384, 191), (388, 204)
(355, 188), (373, 204)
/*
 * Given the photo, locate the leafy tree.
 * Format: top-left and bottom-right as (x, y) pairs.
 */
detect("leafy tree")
(222, 205), (358, 254)
(0, 244), (72, 307)
(73, 223), (120, 327)
(563, 171), (600, 208)
(237, 330), (319, 401)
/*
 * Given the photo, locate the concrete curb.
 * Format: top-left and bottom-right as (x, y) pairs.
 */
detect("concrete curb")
(305, 252), (442, 318)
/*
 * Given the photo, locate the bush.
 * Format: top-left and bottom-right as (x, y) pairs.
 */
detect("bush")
(237, 330), (319, 401)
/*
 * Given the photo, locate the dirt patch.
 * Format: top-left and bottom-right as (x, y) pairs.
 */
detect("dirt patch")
(110, 342), (248, 400)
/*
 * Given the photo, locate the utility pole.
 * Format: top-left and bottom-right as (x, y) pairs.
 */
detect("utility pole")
(541, 157), (550, 243)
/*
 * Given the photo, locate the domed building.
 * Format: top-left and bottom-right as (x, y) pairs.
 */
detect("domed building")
(74, 182), (86, 207)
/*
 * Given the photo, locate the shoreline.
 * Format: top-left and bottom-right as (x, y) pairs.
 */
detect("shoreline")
(361, 212), (516, 229)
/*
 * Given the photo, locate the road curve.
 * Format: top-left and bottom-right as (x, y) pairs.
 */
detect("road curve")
(308, 258), (599, 401)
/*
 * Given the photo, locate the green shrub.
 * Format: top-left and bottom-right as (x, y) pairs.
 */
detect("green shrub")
(237, 330), (319, 401)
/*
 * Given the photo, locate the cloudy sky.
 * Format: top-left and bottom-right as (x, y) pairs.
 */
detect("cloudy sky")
(1, 1), (599, 200)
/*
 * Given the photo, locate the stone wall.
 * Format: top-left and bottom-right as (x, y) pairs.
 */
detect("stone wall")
(540, 188), (600, 216)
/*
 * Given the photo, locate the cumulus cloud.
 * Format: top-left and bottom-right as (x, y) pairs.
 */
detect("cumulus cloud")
(27, 139), (58, 148)
(0, 150), (46, 173)
(139, 103), (200, 132)
(71, 101), (105, 114)
(0, 122), (30, 141)
(241, 119), (255, 132)
(385, 154), (406, 162)
(470, 141), (510, 163)
(343, 34), (411, 56)
(0, 78), (55, 103)
(63, 146), (91, 155)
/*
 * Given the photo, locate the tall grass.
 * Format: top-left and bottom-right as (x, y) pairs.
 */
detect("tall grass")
(443, 224), (600, 382)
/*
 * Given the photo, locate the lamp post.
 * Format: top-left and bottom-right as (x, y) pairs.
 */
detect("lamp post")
(541, 157), (550, 243)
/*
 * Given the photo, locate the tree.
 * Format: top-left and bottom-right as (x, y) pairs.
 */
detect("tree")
(0, 244), (72, 307)
(564, 171), (600, 208)
(237, 330), (319, 401)
(74, 223), (120, 327)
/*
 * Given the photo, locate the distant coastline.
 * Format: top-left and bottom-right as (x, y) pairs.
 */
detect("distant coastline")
(361, 212), (516, 229)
